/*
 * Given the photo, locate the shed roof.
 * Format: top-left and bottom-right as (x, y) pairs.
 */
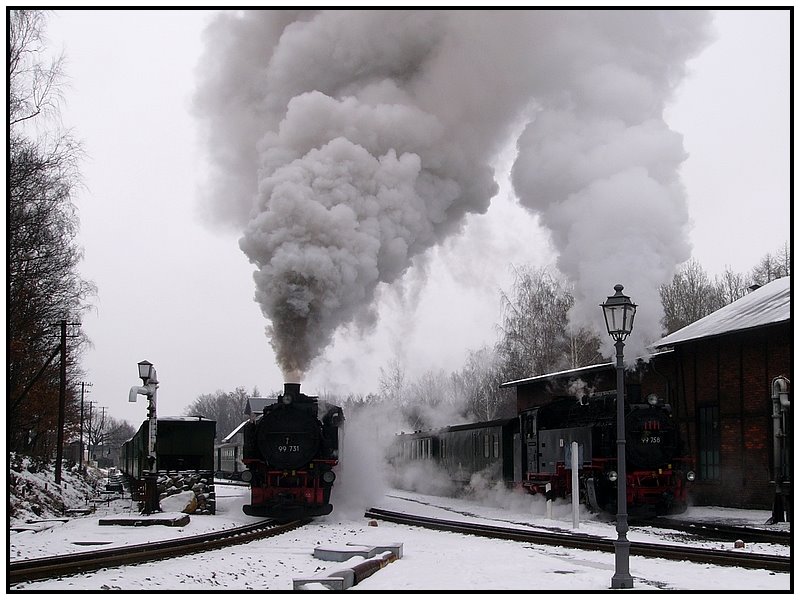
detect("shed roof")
(500, 361), (613, 389)
(655, 276), (790, 348)
(222, 419), (249, 443)
(499, 350), (674, 389)
(245, 397), (273, 415)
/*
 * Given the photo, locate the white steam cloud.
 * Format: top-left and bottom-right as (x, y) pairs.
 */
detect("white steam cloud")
(194, 10), (712, 376)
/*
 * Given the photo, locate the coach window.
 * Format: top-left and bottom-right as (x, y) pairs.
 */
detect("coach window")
(698, 405), (720, 480)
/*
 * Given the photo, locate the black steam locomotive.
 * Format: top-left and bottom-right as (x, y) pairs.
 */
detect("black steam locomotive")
(242, 383), (344, 520)
(394, 392), (694, 516)
(521, 393), (693, 515)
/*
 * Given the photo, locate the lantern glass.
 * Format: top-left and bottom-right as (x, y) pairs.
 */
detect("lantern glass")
(601, 285), (637, 341)
(138, 360), (153, 381)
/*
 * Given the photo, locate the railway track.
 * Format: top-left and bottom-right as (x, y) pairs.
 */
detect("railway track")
(638, 517), (791, 545)
(365, 508), (790, 573)
(9, 518), (309, 585)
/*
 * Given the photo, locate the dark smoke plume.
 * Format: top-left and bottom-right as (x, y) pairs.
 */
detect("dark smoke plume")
(194, 10), (712, 376)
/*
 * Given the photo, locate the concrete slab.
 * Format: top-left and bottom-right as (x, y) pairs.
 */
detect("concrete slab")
(295, 544), (403, 589)
(72, 540), (114, 546)
(292, 577), (348, 591)
(25, 518), (70, 523)
(98, 514), (190, 527)
(347, 542), (403, 559)
(313, 544), (376, 562)
(313, 542), (403, 562)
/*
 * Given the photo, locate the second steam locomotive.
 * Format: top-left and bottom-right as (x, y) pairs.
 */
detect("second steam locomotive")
(242, 383), (344, 520)
(394, 391), (694, 516)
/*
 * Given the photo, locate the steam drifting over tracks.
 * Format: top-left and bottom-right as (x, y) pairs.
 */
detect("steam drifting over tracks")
(9, 519), (310, 585)
(364, 508), (790, 573)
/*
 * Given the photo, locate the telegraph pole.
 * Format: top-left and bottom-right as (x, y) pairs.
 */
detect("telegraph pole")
(86, 400), (95, 465)
(99, 406), (108, 459)
(79, 382), (93, 469)
(54, 320), (80, 485)
(55, 320), (66, 484)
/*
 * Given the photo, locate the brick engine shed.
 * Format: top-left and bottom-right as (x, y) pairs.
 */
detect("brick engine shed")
(501, 277), (791, 513)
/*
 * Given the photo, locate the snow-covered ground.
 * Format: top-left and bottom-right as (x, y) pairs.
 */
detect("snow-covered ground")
(10, 482), (791, 591)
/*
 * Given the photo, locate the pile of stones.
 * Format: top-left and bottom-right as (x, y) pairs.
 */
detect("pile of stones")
(157, 471), (216, 514)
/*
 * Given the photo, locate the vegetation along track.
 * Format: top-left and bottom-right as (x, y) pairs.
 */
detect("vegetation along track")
(9, 518), (310, 584)
(365, 508), (789, 573)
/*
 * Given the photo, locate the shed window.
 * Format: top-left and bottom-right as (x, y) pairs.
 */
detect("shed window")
(698, 405), (720, 481)
(493, 435), (500, 458)
(483, 434), (490, 458)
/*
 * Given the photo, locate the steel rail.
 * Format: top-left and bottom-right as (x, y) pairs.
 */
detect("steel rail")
(638, 517), (792, 545)
(10, 518), (310, 585)
(365, 508), (790, 573)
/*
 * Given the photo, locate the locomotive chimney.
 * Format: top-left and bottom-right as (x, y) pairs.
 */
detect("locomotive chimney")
(284, 382), (301, 397)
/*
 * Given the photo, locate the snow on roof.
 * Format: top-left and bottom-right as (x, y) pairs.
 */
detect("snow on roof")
(245, 397), (274, 415)
(499, 350), (674, 388)
(222, 420), (249, 443)
(655, 276), (790, 348)
(499, 361), (613, 388)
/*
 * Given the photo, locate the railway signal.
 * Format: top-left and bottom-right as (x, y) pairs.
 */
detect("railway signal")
(129, 360), (160, 514)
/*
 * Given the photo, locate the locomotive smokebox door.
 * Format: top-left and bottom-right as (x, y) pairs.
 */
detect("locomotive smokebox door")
(258, 406), (321, 469)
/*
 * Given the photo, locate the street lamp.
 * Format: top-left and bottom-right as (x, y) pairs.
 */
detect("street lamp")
(138, 360), (154, 383)
(601, 284), (637, 590)
(129, 360), (159, 514)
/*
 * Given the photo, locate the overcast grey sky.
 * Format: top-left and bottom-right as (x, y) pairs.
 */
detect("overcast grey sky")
(40, 8), (790, 426)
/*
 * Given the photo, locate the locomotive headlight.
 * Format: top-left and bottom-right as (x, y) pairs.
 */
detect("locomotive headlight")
(322, 470), (336, 484)
(607, 470), (618, 482)
(686, 471), (696, 482)
(241, 470), (253, 483)
(647, 394), (659, 406)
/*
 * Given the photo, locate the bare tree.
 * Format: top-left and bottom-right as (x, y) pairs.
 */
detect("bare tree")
(496, 265), (601, 381)
(8, 9), (94, 458)
(85, 405), (108, 462)
(452, 346), (512, 421)
(659, 259), (724, 335)
(660, 246), (790, 336)
(715, 267), (748, 305)
(750, 242), (790, 287)
(9, 10), (66, 126)
(378, 358), (406, 406)
(184, 387), (254, 441)
(103, 417), (137, 450)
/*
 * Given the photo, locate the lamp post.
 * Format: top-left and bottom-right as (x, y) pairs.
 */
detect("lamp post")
(130, 360), (159, 514)
(601, 284), (637, 590)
